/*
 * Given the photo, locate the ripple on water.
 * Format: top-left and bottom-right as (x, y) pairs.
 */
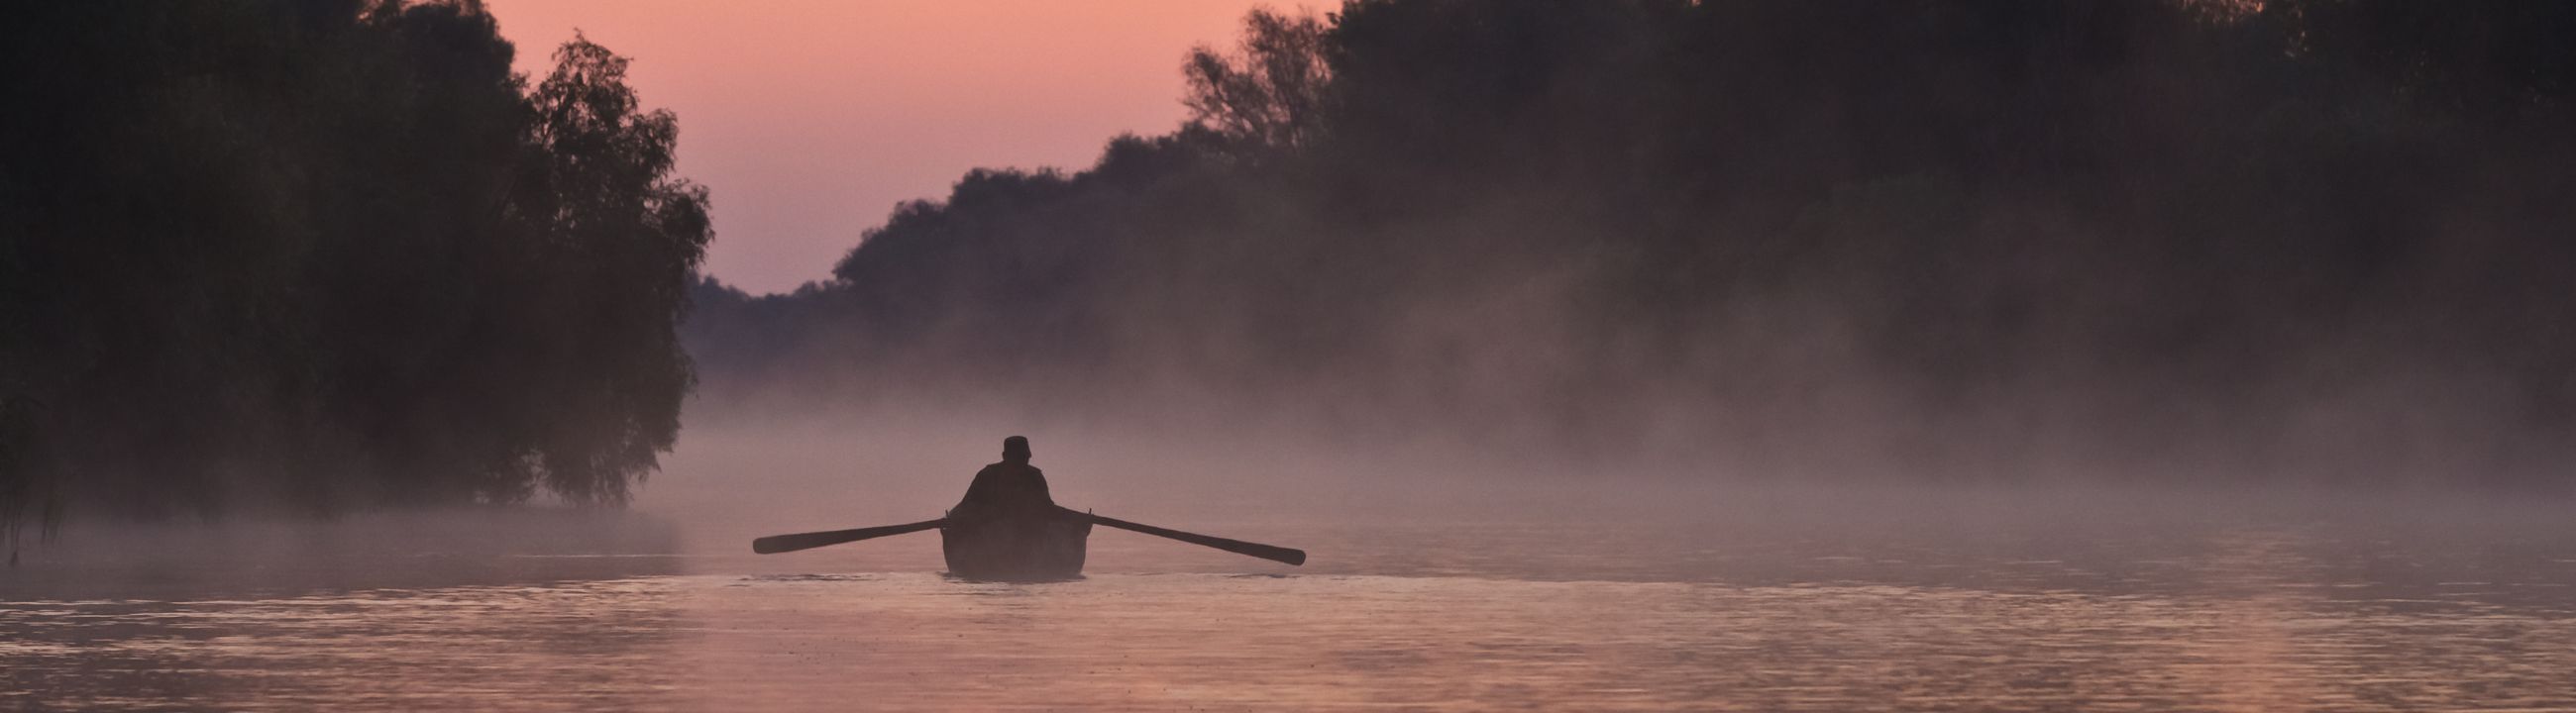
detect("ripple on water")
(6, 525), (2576, 711)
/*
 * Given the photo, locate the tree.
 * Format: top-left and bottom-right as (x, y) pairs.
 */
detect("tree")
(508, 34), (713, 504)
(0, 1), (710, 547)
(697, 0), (2576, 487)
(1182, 8), (1332, 153)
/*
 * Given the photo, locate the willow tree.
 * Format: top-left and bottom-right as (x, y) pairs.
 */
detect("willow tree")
(0, 1), (710, 552)
(503, 35), (713, 505)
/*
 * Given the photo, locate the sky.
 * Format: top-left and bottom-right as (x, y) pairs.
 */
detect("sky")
(487, 0), (1283, 294)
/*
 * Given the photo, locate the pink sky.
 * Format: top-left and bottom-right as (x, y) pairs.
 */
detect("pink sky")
(487, 0), (1287, 293)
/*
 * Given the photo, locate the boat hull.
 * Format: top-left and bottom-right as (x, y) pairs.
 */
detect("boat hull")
(940, 511), (1091, 581)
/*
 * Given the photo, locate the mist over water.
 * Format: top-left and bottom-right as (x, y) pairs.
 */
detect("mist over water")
(13, 397), (2576, 709)
(14, 451), (2576, 711)
(11, 0), (2576, 709)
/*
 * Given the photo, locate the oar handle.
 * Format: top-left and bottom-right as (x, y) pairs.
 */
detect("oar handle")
(1074, 509), (1307, 566)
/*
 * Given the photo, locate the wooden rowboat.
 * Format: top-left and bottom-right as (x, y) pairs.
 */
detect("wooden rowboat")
(751, 507), (1303, 575)
(939, 509), (1092, 581)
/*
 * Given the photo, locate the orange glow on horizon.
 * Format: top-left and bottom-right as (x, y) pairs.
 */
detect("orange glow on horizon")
(487, 0), (1291, 293)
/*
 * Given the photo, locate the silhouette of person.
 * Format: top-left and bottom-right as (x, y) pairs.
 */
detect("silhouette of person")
(950, 436), (1053, 522)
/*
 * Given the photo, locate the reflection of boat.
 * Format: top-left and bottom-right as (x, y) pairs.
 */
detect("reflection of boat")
(940, 509), (1092, 581)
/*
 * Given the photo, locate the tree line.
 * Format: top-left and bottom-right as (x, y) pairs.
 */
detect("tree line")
(1, 0), (709, 546)
(692, 0), (2576, 487)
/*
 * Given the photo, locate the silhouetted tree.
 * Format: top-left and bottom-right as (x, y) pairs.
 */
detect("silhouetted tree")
(510, 35), (712, 504)
(688, 0), (2576, 487)
(1183, 8), (1332, 153)
(0, 0), (708, 543)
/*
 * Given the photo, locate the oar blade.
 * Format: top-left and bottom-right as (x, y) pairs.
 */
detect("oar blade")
(1081, 511), (1306, 566)
(751, 531), (846, 555)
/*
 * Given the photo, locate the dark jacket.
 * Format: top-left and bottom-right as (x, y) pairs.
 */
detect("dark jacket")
(951, 460), (1052, 520)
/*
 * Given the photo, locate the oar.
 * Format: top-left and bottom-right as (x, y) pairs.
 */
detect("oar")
(752, 518), (946, 555)
(1072, 508), (1306, 566)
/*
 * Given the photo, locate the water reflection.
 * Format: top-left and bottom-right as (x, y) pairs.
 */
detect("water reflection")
(1, 578), (689, 711)
(7, 520), (2576, 710)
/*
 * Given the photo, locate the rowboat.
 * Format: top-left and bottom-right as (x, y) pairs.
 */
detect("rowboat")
(752, 507), (1302, 575)
(939, 509), (1092, 581)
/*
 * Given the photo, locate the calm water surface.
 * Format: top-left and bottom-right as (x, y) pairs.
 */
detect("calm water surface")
(7, 506), (2576, 710)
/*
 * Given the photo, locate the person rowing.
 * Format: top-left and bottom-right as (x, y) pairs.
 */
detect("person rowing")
(935, 436), (1089, 579)
(946, 436), (1053, 524)
(749, 436), (1307, 578)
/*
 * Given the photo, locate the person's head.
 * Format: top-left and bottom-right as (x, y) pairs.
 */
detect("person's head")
(1002, 436), (1031, 463)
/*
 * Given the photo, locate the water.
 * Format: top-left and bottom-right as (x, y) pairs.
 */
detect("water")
(8, 496), (2576, 710)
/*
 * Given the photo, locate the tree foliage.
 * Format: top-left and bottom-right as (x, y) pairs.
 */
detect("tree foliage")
(0, 0), (708, 544)
(1183, 9), (1332, 152)
(693, 0), (2576, 487)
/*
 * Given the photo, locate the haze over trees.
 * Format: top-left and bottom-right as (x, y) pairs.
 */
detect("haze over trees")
(0, 0), (708, 545)
(691, 0), (2576, 488)
(6, 0), (2573, 552)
